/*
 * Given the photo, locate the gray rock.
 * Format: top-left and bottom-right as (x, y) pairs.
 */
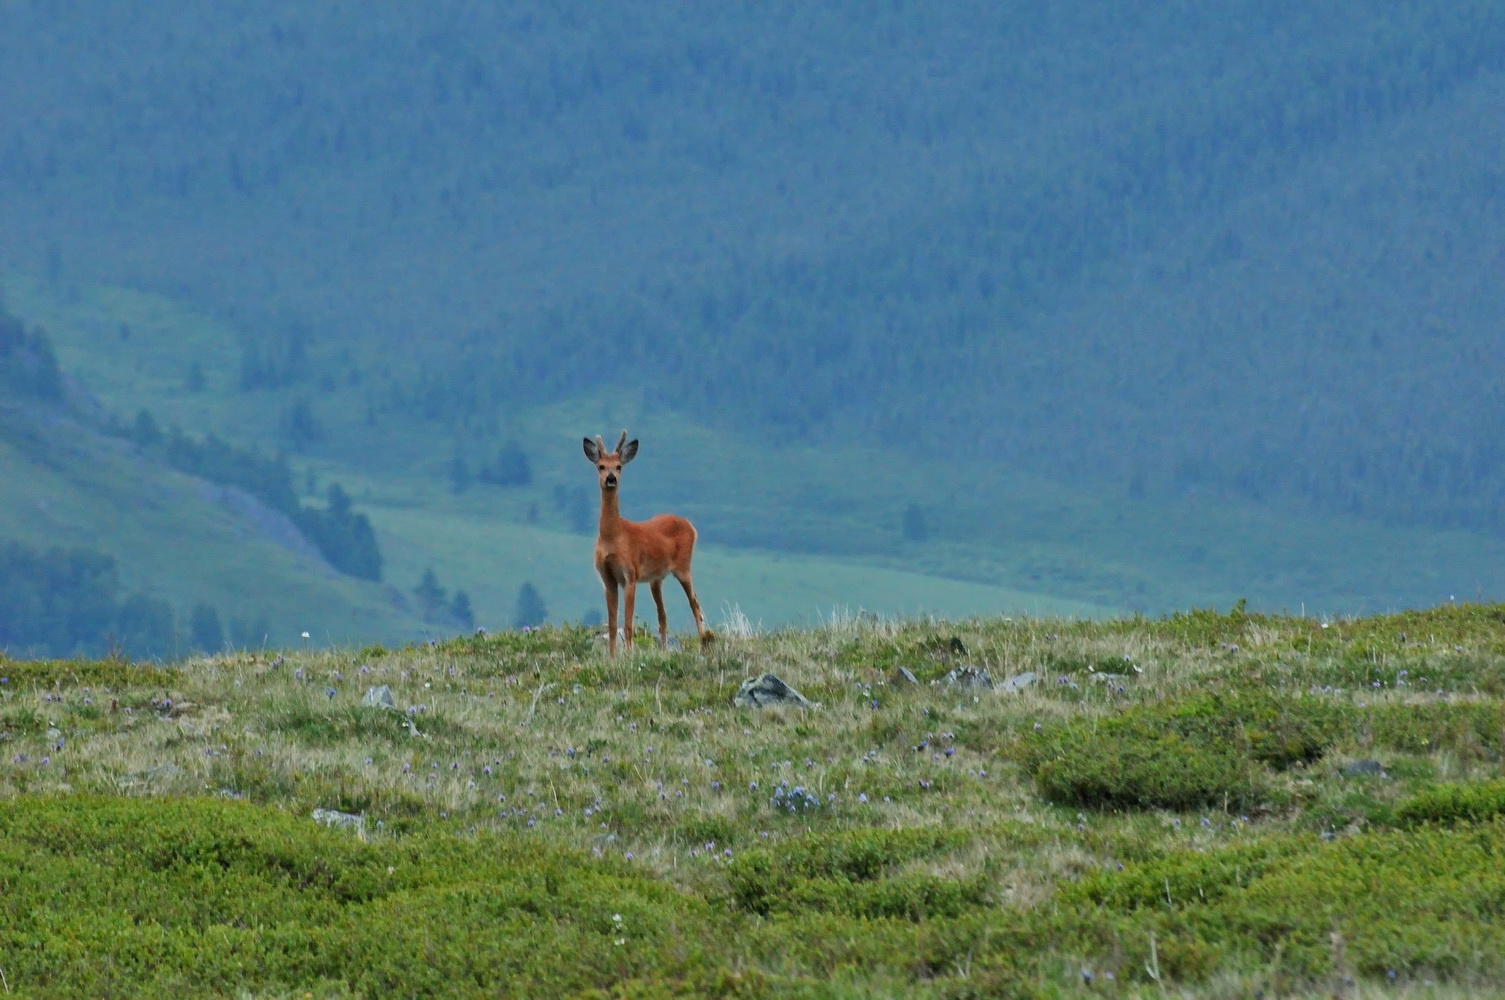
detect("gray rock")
(311, 808), (365, 829)
(361, 685), (396, 710)
(1089, 672), (1127, 683)
(1341, 759), (1387, 778)
(142, 763), (182, 781)
(943, 665), (994, 690)
(734, 673), (811, 708)
(1000, 671), (1037, 691)
(893, 666), (919, 685)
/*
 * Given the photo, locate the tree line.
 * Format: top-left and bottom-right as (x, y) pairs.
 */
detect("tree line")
(0, 539), (246, 659)
(117, 410), (383, 580)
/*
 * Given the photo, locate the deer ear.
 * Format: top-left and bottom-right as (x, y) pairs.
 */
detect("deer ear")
(620, 439), (640, 464)
(583, 437), (600, 462)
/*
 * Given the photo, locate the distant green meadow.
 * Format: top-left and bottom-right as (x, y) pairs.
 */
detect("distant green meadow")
(5, 605), (1505, 996)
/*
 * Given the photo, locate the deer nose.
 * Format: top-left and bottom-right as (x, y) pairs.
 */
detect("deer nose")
(604, 473), (618, 488)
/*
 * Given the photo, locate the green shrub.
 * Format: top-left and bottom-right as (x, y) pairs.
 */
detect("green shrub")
(727, 828), (976, 918)
(0, 657), (175, 690)
(1068, 823), (1505, 981)
(1032, 730), (1266, 811)
(1021, 692), (1349, 810)
(1397, 780), (1505, 827)
(0, 796), (732, 999)
(1367, 701), (1505, 758)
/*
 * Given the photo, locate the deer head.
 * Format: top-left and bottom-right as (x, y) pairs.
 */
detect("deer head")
(582, 430), (639, 491)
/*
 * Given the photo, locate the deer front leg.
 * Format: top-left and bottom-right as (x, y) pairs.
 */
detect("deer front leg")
(603, 577), (619, 658)
(650, 580), (668, 648)
(623, 581), (637, 650)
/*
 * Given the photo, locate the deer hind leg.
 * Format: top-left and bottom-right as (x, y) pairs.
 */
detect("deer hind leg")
(603, 577), (620, 658)
(622, 581), (637, 650)
(674, 571), (709, 650)
(650, 580), (669, 648)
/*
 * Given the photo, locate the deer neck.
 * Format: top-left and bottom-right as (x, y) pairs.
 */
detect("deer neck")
(598, 487), (625, 539)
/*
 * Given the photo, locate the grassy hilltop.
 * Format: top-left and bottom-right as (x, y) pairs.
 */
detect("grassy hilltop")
(5, 606), (1505, 996)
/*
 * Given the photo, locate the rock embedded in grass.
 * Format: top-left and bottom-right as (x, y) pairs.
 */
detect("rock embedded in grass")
(733, 673), (810, 708)
(311, 808), (364, 830)
(943, 665), (993, 690)
(361, 684), (397, 710)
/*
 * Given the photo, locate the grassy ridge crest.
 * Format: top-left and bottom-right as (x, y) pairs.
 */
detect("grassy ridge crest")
(4, 605), (1505, 996)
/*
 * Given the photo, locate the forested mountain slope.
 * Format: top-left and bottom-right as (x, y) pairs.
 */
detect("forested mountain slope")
(0, 301), (429, 655)
(2, 1), (1503, 608)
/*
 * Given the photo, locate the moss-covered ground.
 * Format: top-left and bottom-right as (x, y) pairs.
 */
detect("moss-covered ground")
(5, 605), (1505, 997)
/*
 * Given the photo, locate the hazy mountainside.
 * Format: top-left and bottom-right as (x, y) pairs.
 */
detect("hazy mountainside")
(0, 301), (432, 655)
(3, 282), (1113, 636)
(2, 2), (1505, 616)
(11, 273), (1505, 630)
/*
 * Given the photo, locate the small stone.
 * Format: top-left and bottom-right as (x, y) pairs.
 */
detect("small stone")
(1001, 671), (1037, 691)
(893, 666), (919, 685)
(361, 685), (397, 710)
(142, 763), (183, 782)
(733, 673), (811, 708)
(943, 665), (993, 690)
(311, 808), (364, 830)
(1341, 759), (1386, 778)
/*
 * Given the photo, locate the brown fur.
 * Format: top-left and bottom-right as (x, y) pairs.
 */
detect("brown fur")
(583, 432), (708, 656)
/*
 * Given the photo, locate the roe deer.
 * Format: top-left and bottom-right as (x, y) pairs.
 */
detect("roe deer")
(583, 431), (709, 656)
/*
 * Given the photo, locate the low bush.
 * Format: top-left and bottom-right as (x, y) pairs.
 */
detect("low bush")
(0, 657), (175, 690)
(1367, 700), (1505, 759)
(1032, 729), (1267, 811)
(1069, 822), (1505, 981)
(0, 796), (733, 999)
(1397, 779), (1505, 827)
(727, 827), (978, 919)
(1021, 691), (1349, 810)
